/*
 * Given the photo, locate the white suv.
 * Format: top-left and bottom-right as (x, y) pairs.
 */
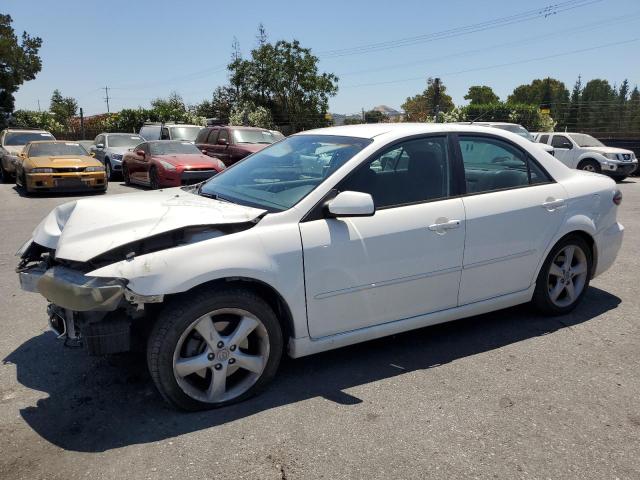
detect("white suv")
(535, 132), (637, 181)
(0, 128), (55, 182)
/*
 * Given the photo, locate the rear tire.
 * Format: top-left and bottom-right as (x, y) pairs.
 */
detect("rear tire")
(147, 287), (283, 411)
(578, 159), (601, 174)
(532, 235), (592, 315)
(0, 163), (12, 184)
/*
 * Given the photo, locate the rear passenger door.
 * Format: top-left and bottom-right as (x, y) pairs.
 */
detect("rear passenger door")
(456, 134), (567, 305)
(213, 129), (231, 164)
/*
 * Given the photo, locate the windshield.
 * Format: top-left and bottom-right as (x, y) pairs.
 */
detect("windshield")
(5, 132), (54, 146)
(199, 135), (372, 211)
(170, 126), (202, 141)
(108, 135), (144, 148)
(233, 129), (282, 144)
(493, 124), (533, 140)
(150, 141), (201, 155)
(568, 133), (604, 147)
(29, 142), (87, 157)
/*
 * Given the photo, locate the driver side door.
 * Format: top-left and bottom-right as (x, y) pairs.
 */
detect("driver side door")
(300, 135), (466, 338)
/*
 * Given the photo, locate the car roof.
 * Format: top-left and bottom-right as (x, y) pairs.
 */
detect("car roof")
(103, 132), (143, 136)
(298, 122), (531, 140)
(27, 140), (81, 144)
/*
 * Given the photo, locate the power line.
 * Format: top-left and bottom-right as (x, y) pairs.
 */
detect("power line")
(336, 12), (640, 78)
(319, 0), (601, 58)
(342, 38), (639, 89)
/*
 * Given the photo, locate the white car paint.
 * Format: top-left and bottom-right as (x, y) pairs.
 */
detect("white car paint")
(535, 132), (637, 176)
(23, 123), (624, 358)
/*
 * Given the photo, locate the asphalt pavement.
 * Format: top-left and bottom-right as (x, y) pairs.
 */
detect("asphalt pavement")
(0, 178), (639, 479)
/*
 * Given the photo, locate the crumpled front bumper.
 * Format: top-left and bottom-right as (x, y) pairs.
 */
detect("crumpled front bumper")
(18, 264), (125, 311)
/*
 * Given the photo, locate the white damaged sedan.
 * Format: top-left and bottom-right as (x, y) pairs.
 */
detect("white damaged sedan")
(17, 124), (624, 410)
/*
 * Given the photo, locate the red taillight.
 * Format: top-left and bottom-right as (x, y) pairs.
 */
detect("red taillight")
(613, 189), (623, 206)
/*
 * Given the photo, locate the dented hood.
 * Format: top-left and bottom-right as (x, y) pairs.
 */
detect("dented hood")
(32, 188), (266, 262)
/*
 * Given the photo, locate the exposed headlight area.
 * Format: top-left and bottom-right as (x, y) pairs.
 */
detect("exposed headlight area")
(111, 154), (123, 161)
(30, 167), (55, 173)
(603, 153), (619, 160)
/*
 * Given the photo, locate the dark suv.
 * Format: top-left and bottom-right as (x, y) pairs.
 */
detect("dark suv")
(195, 126), (284, 166)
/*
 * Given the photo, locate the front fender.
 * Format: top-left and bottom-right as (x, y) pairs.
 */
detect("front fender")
(87, 223), (309, 339)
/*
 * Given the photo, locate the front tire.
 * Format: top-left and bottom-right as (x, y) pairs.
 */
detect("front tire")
(0, 163), (11, 183)
(149, 167), (160, 190)
(578, 159), (601, 174)
(105, 159), (112, 181)
(532, 235), (592, 315)
(123, 165), (131, 185)
(147, 288), (283, 411)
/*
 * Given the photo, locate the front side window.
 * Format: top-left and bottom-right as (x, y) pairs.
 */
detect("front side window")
(199, 135), (371, 211)
(218, 129), (229, 144)
(538, 134), (549, 144)
(339, 136), (451, 208)
(551, 135), (572, 149)
(207, 129), (219, 144)
(459, 136), (546, 193)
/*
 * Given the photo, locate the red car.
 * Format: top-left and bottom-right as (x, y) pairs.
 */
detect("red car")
(122, 140), (226, 189)
(195, 126), (284, 167)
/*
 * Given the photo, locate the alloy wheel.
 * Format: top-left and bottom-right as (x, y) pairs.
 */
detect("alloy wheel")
(582, 164), (596, 172)
(172, 308), (269, 404)
(546, 245), (588, 308)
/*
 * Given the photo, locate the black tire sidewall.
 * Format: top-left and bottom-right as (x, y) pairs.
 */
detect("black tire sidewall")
(150, 168), (159, 189)
(580, 159), (601, 173)
(123, 165), (131, 185)
(533, 235), (593, 315)
(147, 287), (284, 411)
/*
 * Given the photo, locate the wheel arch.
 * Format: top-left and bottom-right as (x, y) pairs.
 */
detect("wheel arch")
(576, 156), (601, 169)
(534, 226), (598, 285)
(166, 276), (296, 341)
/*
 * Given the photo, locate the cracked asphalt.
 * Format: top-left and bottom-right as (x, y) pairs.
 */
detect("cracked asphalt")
(0, 178), (639, 479)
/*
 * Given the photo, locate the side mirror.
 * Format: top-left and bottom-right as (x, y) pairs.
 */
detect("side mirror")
(325, 191), (375, 218)
(18, 152), (27, 159)
(135, 149), (146, 157)
(90, 152), (96, 157)
(96, 143), (104, 149)
(217, 138), (229, 146)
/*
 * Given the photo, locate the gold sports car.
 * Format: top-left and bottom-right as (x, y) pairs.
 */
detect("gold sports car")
(16, 141), (107, 194)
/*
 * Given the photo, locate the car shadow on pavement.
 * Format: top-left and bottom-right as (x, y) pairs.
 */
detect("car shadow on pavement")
(11, 185), (107, 199)
(3, 286), (621, 453)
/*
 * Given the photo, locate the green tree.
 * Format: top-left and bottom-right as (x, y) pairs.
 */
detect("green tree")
(150, 91), (187, 121)
(364, 109), (385, 123)
(565, 75), (582, 132)
(49, 89), (78, 126)
(580, 79), (616, 133)
(464, 85), (499, 105)
(229, 101), (274, 129)
(401, 77), (454, 122)
(507, 77), (569, 125)
(0, 14), (43, 128)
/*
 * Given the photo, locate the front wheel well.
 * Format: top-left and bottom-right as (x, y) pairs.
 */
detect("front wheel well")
(165, 278), (296, 340)
(577, 158), (600, 168)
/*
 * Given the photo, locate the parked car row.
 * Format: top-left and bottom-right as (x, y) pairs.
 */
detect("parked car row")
(0, 124), (286, 195)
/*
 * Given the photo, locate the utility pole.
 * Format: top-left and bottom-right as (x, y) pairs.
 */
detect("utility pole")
(103, 86), (110, 113)
(433, 77), (441, 122)
(362, 108), (365, 122)
(80, 107), (85, 140)
(37, 99), (41, 112)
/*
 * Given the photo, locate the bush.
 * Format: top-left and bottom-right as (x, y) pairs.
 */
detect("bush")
(459, 103), (543, 131)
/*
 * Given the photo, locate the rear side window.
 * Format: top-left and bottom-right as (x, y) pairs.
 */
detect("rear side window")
(538, 134), (549, 144)
(339, 136), (451, 209)
(195, 129), (209, 143)
(458, 136), (549, 194)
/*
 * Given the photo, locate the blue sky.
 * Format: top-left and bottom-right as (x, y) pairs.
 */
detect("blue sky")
(6, 0), (640, 116)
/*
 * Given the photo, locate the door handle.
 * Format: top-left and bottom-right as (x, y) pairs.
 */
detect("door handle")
(542, 198), (566, 211)
(428, 219), (461, 233)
